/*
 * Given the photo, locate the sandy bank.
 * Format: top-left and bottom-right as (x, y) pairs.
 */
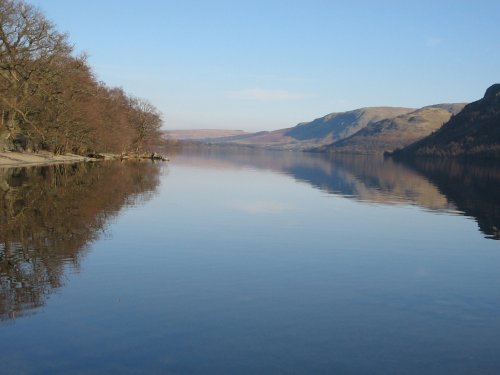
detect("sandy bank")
(0, 151), (168, 168)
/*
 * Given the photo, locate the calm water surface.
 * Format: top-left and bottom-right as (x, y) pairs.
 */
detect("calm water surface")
(1, 150), (500, 374)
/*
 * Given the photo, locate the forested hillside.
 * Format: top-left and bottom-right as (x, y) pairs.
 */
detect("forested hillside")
(0, 0), (163, 154)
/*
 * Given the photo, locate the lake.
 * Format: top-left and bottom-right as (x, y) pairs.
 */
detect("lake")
(1, 149), (500, 374)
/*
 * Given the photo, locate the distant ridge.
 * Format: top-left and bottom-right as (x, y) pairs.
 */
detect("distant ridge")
(188, 107), (415, 150)
(317, 103), (466, 154)
(165, 129), (248, 141)
(169, 94), (500, 157)
(393, 84), (500, 158)
(284, 107), (415, 143)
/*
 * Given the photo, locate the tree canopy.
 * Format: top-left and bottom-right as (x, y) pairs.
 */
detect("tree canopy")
(0, 0), (163, 154)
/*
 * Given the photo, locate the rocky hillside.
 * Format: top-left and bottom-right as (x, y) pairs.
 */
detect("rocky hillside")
(198, 107), (415, 150)
(319, 103), (466, 154)
(393, 84), (500, 158)
(284, 107), (415, 144)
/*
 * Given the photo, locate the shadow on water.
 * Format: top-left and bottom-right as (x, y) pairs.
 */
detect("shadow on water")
(0, 161), (162, 320)
(173, 147), (500, 240)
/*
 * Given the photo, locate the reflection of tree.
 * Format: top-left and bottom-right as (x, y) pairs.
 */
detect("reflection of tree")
(405, 159), (500, 240)
(0, 161), (161, 320)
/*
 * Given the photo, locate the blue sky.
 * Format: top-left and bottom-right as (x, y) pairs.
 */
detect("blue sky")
(30, 1), (500, 131)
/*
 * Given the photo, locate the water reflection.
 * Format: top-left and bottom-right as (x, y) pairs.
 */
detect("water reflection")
(0, 161), (161, 320)
(173, 148), (500, 240)
(404, 158), (500, 240)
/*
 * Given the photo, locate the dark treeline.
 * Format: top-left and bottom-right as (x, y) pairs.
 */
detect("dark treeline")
(0, 0), (163, 154)
(0, 161), (162, 320)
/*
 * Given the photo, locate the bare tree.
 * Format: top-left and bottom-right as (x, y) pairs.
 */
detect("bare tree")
(0, 0), (165, 154)
(128, 97), (163, 153)
(0, 0), (71, 148)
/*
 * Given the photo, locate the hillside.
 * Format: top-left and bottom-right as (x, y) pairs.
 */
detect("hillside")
(393, 84), (500, 158)
(164, 129), (248, 141)
(285, 107), (415, 143)
(319, 103), (466, 154)
(197, 107), (415, 150)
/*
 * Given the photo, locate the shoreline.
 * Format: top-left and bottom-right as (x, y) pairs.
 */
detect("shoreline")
(0, 151), (111, 168)
(0, 151), (169, 168)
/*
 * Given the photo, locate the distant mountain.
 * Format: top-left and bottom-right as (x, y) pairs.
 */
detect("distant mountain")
(164, 129), (248, 141)
(196, 107), (415, 150)
(318, 103), (466, 154)
(393, 84), (500, 158)
(284, 107), (415, 143)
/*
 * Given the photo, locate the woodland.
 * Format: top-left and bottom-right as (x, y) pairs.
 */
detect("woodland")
(0, 0), (163, 155)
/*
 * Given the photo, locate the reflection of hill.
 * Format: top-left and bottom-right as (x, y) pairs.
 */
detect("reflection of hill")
(0, 161), (161, 320)
(310, 155), (454, 210)
(174, 149), (500, 239)
(405, 159), (500, 240)
(173, 149), (453, 211)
